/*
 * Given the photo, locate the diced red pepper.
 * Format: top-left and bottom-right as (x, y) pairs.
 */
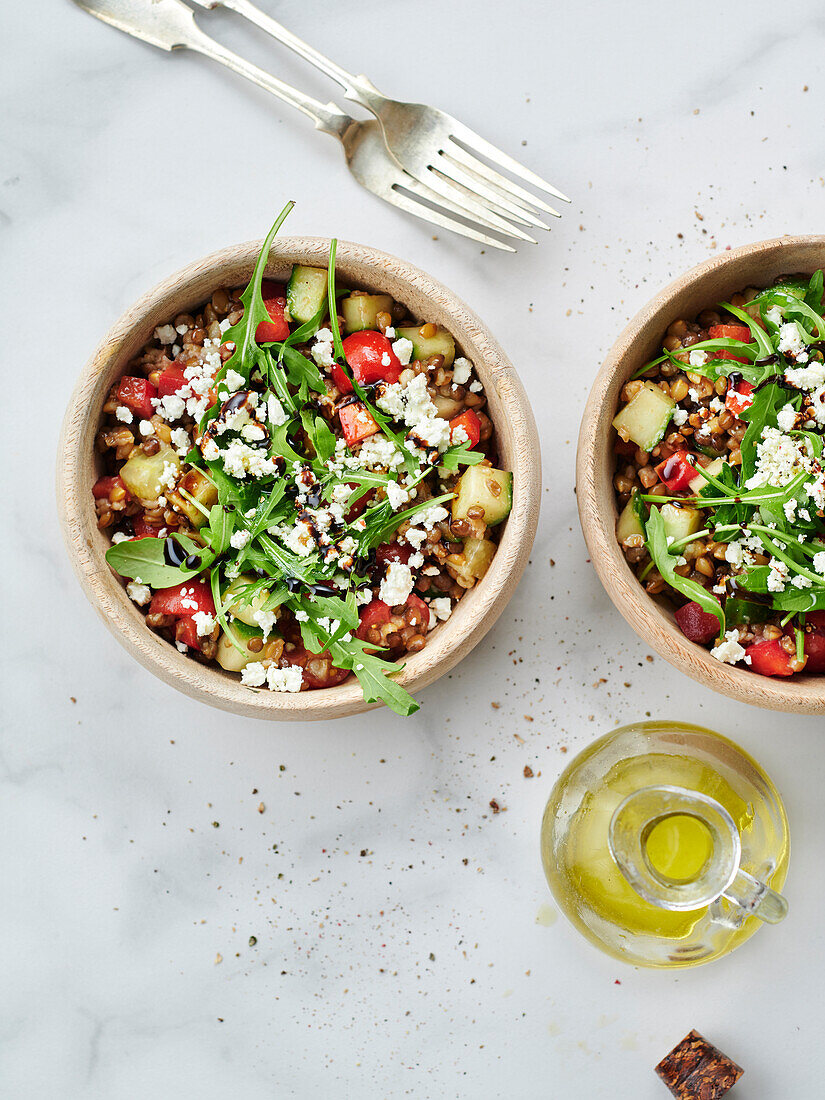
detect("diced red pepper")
(93, 475), (130, 501)
(339, 402), (380, 447)
(149, 578), (215, 619)
(132, 513), (163, 538)
(117, 376), (157, 420)
(709, 324), (752, 364)
(674, 601), (721, 644)
(331, 331), (402, 393)
(654, 451), (697, 492)
(157, 365), (188, 398)
(175, 616), (202, 652)
(449, 409), (481, 449)
(375, 542), (412, 567)
(255, 282), (289, 343)
(725, 379), (754, 418)
(744, 638), (798, 677)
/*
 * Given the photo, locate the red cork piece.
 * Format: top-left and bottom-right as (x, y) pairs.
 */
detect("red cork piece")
(655, 1030), (744, 1099)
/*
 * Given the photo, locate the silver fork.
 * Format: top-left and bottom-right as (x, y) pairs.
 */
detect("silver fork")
(71, 0), (539, 251)
(189, 0), (570, 231)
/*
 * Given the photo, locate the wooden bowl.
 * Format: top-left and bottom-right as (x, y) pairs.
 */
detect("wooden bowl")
(58, 238), (540, 720)
(577, 235), (825, 715)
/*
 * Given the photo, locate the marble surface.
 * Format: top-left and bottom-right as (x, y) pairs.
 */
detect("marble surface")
(3, 0), (825, 1095)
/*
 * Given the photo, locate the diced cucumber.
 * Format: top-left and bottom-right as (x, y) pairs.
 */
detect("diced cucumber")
(224, 574), (273, 628)
(119, 442), (181, 501)
(726, 597), (771, 627)
(395, 324), (455, 367)
(688, 457), (724, 494)
(612, 382), (675, 451)
(616, 498), (644, 542)
(452, 465), (512, 527)
(216, 620), (264, 673)
(342, 293), (393, 333)
(462, 537), (497, 580)
(286, 265), (328, 324)
(660, 502), (704, 542)
(168, 468), (218, 528)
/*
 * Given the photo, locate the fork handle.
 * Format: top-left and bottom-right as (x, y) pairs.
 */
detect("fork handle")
(218, 0), (387, 113)
(182, 18), (353, 138)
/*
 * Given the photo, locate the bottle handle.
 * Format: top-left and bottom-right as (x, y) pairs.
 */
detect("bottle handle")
(722, 869), (788, 925)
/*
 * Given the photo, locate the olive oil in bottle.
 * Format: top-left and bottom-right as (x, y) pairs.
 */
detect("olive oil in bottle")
(540, 722), (789, 968)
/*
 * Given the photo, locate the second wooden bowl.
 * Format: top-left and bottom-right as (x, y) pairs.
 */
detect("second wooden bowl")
(58, 238), (540, 720)
(577, 236), (825, 715)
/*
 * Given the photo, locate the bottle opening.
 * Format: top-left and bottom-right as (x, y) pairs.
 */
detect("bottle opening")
(643, 813), (713, 885)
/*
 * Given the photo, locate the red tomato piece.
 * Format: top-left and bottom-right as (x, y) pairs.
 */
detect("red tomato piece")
(725, 379), (754, 417)
(117, 376), (158, 420)
(255, 282), (289, 343)
(802, 629), (825, 673)
(345, 485), (374, 521)
(674, 601), (721, 644)
(132, 513), (162, 538)
(406, 594), (429, 627)
(157, 365), (188, 398)
(149, 578), (215, 619)
(806, 611), (825, 631)
(654, 451), (697, 492)
(449, 409), (481, 449)
(339, 402), (380, 447)
(356, 599), (393, 640)
(744, 639), (797, 677)
(93, 475), (130, 501)
(331, 331), (402, 393)
(286, 644), (350, 690)
(175, 616), (202, 652)
(375, 542), (412, 567)
(709, 324), (752, 365)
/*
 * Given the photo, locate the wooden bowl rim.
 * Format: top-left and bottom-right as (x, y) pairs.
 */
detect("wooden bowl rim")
(576, 234), (825, 715)
(58, 236), (540, 720)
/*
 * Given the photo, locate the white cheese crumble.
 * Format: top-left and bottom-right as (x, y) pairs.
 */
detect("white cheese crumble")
(230, 529), (251, 550)
(765, 306), (783, 327)
(170, 427), (191, 456)
(711, 630), (747, 665)
(115, 405), (133, 423)
(224, 368), (246, 393)
(776, 403), (798, 432)
(778, 321), (809, 363)
(767, 558), (790, 592)
(252, 608), (278, 640)
(391, 337), (414, 366)
(429, 597), (452, 621)
(126, 581), (151, 606)
(311, 328), (335, 368)
(671, 407), (688, 427)
(784, 362), (825, 391)
(379, 561), (414, 607)
(155, 324), (177, 344)
(688, 350), (708, 368)
(265, 664), (304, 692)
(138, 419), (154, 437)
(744, 427), (813, 490)
(452, 357), (473, 385)
(376, 374), (451, 451)
(468, 380), (483, 393)
(385, 481), (410, 510)
(241, 662), (268, 687)
(813, 551), (825, 576)
(267, 394), (288, 426)
(193, 611), (216, 636)
(111, 532), (131, 544)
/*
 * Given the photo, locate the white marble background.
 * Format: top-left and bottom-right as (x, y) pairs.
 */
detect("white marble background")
(2, 0), (824, 1096)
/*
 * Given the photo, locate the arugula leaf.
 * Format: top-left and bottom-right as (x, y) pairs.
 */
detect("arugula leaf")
(645, 508), (724, 635)
(205, 504), (235, 555)
(806, 270), (824, 312)
(438, 442), (485, 472)
(718, 302), (774, 359)
(106, 537), (214, 587)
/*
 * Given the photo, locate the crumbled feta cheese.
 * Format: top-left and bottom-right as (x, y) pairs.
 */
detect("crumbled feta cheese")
(384, 326), (395, 339)
(391, 337), (414, 366)
(778, 321), (808, 362)
(724, 541), (744, 567)
(688, 350), (708, 368)
(784, 362), (825, 391)
(138, 419), (154, 437)
(776, 403), (798, 432)
(767, 558), (790, 592)
(709, 396), (724, 414)
(765, 306), (783, 327)
(155, 324), (177, 344)
(379, 561), (414, 607)
(404, 526), (427, 549)
(311, 328), (335, 368)
(263, 664), (303, 692)
(175, 641), (188, 653)
(193, 611), (216, 636)
(415, 504), (449, 530)
(271, 520), (316, 557)
(813, 551), (825, 576)
(808, 385), (825, 426)
(252, 608), (278, 640)
(468, 380), (483, 393)
(267, 394), (288, 426)
(791, 574), (813, 589)
(230, 529), (251, 550)
(115, 405), (133, 423)
(452, 357), (473, 385)
(220, 440), (277, 480)
(111, 531), (131, 544)
(408, 551), (424, 569)
(155, 394), (186, 421)
(170, 427), (191, 456)
(126, 581), (151, 606)
(784, 498), (798, 522)
(241, 662), (268, 687)
(429, 597), (452, 622)
(224, 368), (246, 393)
(671, 407), (688, 427)
(687, 387), (700, 403)
(386, 481), (410, 510)
(158, 461), (179, 490)
(711, 630), (747, 665)
(744, 426), (813, 490)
